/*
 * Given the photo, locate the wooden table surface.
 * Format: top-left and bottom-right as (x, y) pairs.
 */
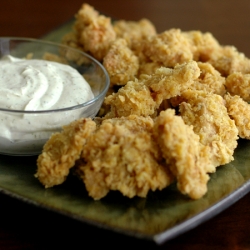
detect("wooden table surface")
(1, 1), (250, 249)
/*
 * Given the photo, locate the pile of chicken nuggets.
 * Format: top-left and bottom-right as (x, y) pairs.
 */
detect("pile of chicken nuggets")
(35, 3), (250, 200)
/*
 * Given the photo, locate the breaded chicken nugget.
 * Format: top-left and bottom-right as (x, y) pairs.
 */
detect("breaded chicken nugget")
(74, 3), (99, 33)
(224, 94), (250, 139)
(153, 109), (210, 199)
(225, 72), (250, 102)
(145, 60), (200, 106)
(62, 4), (99, 56)
(169, 62), (226, 107)
(104, 79), (157, 118)
(179, 90), (238, 169)
(209, 46), (250, 76)
(35, 118), (96, 188)
(113, 18), (157, 50)
(103, 38), (139, 86)
(183, 31), (221, 62)
(191, 62), (226, 96)
(67, 3), (116, 61)
(104, 61), (200, 118)
(76, 115), (174, 200)
(142, 29), (196, 67)
(62, 4), (116, 61)
(79, 15), (116, 61)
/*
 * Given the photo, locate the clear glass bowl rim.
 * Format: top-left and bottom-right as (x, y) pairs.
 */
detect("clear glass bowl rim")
(0, 37), (110, 114)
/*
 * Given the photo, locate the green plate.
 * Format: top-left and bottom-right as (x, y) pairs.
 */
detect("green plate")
(0, 22), (250, 245)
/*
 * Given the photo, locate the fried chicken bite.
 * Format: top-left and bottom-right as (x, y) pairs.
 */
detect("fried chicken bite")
(62, 4), (101, 59)
(182, 31), (250, 76)
(224, 94), (250, 139)
(225, 72), (250, 102)
(179, 90), (238, 170)
(104, 61), (200, 119)
(104, 79), (157, 118)
(183, 31), (221, 62)
(113, 18), (157, 50)
(153, 109), (211, 199)
(209, 46), (250, 76)
(79, 15), (116, 61)
(76, 115), (174, 200)
(169, 62), (226, 108)
(103, 38), (139, 86)
(144, 60), (200, 106)
(64, 3), (116, 61)
(142, 29), (196, 67)
(35, 118), (96, 188)
(191, 62), (226, 96)
(74, 3), (99, 33)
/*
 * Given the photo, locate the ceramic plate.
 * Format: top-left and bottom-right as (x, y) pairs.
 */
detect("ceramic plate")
(1, 22), (250, 245)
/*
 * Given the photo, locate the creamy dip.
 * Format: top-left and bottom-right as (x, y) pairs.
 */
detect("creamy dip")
(0, 55), (94, 155)
(0, 55), (94, 110)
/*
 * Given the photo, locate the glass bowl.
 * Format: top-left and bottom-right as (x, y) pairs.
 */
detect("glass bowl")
(0, 37), (110, 156)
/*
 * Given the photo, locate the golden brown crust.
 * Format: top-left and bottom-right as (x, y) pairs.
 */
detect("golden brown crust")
(209, 46), (250, 76)
(113, 18), (157, 49)
(192, 62), (226, 96)
(142, 29), (195, 68)
(104, 79), (157, 118)
(103, 61), (200, 119)
(183, 31), (221, 62)
(74, 3), (99, 33)
(179, 90), (238, 169)
(224, 94), (250, 139)
(103, 38), (139, 86)
(153, 109), (210, 199)
(64, 3), (116, 61)
(76, 116), (174, 200)
(225, 72), (250, 102)
(35, 118), (96, 188)
(78, 15), (116, 61)
(144, 61), (200, 105)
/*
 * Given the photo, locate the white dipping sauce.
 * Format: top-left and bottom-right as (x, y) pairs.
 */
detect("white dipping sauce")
(0, 55), (94, 155)
(0, 55), (94, 110)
